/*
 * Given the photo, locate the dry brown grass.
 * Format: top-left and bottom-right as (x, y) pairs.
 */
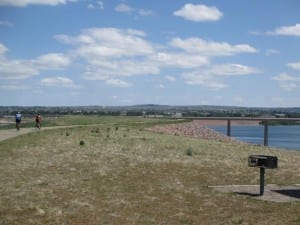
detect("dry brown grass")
(0, 119), (299, 225)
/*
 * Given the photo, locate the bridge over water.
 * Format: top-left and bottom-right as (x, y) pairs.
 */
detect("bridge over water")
(182, 117), (300, 147)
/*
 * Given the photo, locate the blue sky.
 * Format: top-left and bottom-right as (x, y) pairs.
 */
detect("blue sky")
(0, 0), (300, 107)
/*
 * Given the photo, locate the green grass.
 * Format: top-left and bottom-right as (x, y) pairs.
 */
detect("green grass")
(0, 116), (299, 225)
(0, 115), (190, 130)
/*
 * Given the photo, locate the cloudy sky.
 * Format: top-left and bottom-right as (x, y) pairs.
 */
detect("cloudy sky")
(0, 0), (300, 106)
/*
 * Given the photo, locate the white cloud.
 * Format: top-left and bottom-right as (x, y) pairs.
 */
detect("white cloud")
(165, 75), (176, 81)
(265, 49), (279, 56)
(0, 0), (77, 7)
(272, 73), (299, 82)
(114, 3), (154, 17)
(0, 58), (39, 79)
(88, 1), (103, 10)
(0, 43), (8, 55)
(40, 77), (78, 88)
(138, 9), (154, 16)
(150, 52), (209, 68)
(173, 4), (223, 22)
(34, 53), (71, 70)
(0, 44), (71, 80)
(56, 28), (153, 59)
(287, 62), (300, 71)
(279, 83), (297, 91)
(105, 79), (132, 88)
(270, 24), (300, 37)
(170, 38), (257, 56)
(0, 84), (28, 90)
(55, 28), (160, 81)
(272, 73), (300, 91)
(207, 64), (260, 76)
(82, 59), (160, 80)
(115, 3), (134, 13)
(182, 71), (227, 89)
(181, 63), (258, 89)
(54, 27), (260, 91)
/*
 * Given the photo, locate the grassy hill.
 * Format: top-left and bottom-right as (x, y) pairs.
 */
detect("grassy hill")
(0, 116), (299, 225)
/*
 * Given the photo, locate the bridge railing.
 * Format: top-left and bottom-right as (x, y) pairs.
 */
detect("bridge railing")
(176, 117), (300, 147)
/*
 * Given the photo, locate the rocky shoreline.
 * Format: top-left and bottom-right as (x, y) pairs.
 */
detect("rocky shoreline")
(149, 120), (242, 144)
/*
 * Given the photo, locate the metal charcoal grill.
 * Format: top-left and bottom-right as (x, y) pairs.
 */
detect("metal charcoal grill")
(248, 155), (278, 196)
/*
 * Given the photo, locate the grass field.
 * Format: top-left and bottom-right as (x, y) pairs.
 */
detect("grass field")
(0, 116), (299, 225)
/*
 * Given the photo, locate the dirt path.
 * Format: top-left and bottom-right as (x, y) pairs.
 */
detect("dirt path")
(0, 128), (34, 142)
(0, 125), (85, 142)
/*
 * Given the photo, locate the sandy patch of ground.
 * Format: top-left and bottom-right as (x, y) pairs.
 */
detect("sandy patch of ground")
(210, 184), (300, 202)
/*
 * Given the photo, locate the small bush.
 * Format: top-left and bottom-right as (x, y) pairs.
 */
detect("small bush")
(66, 132), (71, 136)
(185, 148), (193, 156)
(79, 140), (85, 146)
(91, 128), (99, 133)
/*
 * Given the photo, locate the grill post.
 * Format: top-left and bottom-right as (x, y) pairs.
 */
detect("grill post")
(260, 167), (265, 196)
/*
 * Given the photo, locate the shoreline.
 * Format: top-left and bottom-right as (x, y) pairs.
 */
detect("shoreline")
(149, 120), (242, 144)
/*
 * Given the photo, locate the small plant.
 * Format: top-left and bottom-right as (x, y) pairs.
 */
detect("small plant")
(66, 132), (70, 136)
(106, 127), (111, 133)
(79, 140), (85, 146)
(185, 147), (193, 156)
(91, 128), (99, 133)
(115, 126), (119, 131)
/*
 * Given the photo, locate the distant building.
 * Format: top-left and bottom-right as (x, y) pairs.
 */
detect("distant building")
(172, 112), (182, 117)
(275, 113), (286, 118)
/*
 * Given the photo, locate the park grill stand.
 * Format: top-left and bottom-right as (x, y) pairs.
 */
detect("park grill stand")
(248, 155), (278, 196)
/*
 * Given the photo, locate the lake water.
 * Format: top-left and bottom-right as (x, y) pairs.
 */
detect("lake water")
(210, 125), (300, 151)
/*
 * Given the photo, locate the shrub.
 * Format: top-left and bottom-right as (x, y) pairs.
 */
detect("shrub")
(79, 140), (85, 146)
(91, 128), (99, 133)
(185, 148), (193, 156)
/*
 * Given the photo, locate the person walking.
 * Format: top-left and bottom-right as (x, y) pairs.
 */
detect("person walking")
(35, 113), (42, 129)
(15, 112), (22, 131)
